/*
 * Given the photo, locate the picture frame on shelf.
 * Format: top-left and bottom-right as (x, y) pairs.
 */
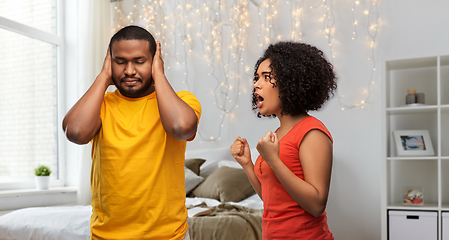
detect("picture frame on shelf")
(393, 130), (434, 157)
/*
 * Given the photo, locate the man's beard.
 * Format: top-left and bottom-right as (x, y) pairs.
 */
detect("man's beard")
(113, 76), (154, 98)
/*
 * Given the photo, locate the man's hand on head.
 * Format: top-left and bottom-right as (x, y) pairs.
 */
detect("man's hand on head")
(152, 41), (165, 82)
(100, 47), (114, 86)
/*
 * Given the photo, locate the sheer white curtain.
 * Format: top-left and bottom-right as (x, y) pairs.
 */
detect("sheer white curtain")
(76, 0), (111, 205)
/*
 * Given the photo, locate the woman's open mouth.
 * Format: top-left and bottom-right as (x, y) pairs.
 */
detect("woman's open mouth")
(255, 93), (264, 108)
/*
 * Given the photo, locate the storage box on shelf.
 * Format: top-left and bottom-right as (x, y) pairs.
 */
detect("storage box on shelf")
(388, 210), (437, 240)
(441, 162), (449, 209)
(382, 54), (449, 240)
(442, 212), (449, 240)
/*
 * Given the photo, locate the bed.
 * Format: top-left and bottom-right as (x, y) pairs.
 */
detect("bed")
(0, 147), (263, 240)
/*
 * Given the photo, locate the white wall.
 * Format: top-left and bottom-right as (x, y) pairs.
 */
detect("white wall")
(187, 1), (384, 239)
(381, 1), (449, 59)
(184, 1), (449, 239)
(73, 1), (449, 239)
(154, 2), (380, 239)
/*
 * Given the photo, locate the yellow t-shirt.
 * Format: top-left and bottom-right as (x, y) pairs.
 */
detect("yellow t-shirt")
(90, 89), (201, 240)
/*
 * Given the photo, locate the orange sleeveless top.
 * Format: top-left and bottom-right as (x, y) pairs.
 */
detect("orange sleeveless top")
(254, 116), (334, 240)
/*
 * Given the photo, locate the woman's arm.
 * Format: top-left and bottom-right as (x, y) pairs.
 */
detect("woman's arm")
(230, 137), (262, 199)
(257, 130), (333, 217)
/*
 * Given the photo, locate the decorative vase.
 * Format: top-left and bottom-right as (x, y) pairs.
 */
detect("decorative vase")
(35, 176), (50, 190)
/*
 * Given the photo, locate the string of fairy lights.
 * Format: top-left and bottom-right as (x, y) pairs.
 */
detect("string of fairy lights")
(339, 0), (380, 110)
(111, 0), (381, 142)
(290, 0), (305, 42)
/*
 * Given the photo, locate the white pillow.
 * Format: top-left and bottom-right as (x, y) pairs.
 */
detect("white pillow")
(185, 147), (234, 178)
(217, 160), (243, 169)
(0, 205), (91, 240)
(185, 167), (204, 193)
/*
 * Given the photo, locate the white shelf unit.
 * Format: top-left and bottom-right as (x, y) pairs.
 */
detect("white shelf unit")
(382, 54), (449, 240)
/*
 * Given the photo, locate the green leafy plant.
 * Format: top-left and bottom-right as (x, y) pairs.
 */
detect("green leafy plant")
(34, 165), (52, 176)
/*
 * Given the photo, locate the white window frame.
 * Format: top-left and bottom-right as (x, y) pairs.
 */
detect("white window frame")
(0, 0), (66, 190)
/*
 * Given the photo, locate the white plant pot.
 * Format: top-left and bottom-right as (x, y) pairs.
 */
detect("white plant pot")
(35, 176), (50, 190)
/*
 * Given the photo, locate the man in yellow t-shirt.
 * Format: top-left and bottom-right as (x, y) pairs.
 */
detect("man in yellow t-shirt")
(63, 25), (201, 240)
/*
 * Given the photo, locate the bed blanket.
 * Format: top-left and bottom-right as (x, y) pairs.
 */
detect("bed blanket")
(187, 203), (262, 240)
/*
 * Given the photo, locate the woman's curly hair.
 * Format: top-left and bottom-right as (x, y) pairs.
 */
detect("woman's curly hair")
(252, 41), (337, 117)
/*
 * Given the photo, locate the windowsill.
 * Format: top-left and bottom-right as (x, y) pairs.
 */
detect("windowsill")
(0, 186), (78, 211)
(0, 186), (77, 198)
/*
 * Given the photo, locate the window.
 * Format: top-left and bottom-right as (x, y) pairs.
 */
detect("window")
(0, 0), (63, 189)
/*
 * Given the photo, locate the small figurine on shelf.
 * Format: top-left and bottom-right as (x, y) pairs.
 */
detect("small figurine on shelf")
(406, 88), (416, 105)
(405, 88), (425, 105)
(403, 188), (424, 206)
(416, 92), (425, 104)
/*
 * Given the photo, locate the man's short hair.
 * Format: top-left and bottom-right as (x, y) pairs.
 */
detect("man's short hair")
(109, 25), (156, 57)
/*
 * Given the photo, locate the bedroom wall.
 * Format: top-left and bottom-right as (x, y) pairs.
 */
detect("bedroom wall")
(180, 1), (385, 239)
(180, 1), (449, 239)
(58, 1), (449, 239)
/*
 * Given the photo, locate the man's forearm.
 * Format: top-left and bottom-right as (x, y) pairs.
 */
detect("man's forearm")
(62, 73), (110, 144)
(153, 72), (198, 141)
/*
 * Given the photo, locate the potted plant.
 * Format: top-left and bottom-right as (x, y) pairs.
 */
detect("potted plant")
(34, 165), (52, 190)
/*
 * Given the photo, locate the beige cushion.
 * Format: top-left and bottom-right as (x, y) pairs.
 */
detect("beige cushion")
(191, 166), (255, 202)
(185, 158), (206, 175)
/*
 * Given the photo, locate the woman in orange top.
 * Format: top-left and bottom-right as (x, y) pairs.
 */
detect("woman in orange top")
(231, 41), (337, 240)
